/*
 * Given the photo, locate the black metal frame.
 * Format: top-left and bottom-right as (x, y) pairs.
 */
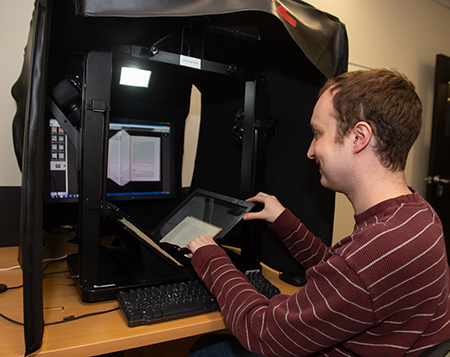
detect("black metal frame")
(68, 42), (269, 302)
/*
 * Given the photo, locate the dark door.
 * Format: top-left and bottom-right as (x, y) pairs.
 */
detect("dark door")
(426, 54), (450, 264)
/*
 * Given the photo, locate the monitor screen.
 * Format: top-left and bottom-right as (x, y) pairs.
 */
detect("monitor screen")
(45, 118), (176, 203)
(106, 119), (175, 201)
(46, 118), (79, 202)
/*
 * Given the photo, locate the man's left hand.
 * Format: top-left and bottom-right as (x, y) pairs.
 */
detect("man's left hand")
(186, 235), (217, 255)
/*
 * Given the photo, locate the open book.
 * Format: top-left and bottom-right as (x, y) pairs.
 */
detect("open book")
(111, 189), (255, 267)
(108, 130), (161, 186)
(160, 216), (222, 247)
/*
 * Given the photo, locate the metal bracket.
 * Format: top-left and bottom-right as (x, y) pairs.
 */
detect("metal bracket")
(87, 99), (109, 113)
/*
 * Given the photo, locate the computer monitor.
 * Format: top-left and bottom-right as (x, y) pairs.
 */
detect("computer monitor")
(106, 120), (175, 201)
(44, 118), (176, 203)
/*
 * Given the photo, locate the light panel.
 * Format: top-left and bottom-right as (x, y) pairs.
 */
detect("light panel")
(119, 67), (151, 88)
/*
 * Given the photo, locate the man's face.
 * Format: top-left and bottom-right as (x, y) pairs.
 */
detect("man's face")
(307, 90), (351, 193)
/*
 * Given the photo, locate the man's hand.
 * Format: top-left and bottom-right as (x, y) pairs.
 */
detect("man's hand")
(186, 193), (285, 255)
(243, 192), (285, 223)
(186, 235), (217, 255)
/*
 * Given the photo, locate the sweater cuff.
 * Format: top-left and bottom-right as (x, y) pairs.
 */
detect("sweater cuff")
(269, 208), (300, 238)
(191, 244), (228, 273)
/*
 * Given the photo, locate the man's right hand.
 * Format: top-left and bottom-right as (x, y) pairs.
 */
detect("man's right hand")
(243, 192), (285, 223)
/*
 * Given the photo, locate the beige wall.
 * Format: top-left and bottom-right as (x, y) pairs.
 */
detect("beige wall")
(2, 0), (450, 244)
(305, 0), (450, 244)
(0, 0), (35, 186)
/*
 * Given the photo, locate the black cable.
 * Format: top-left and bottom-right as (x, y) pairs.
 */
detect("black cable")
(0, 312), (23, 326)
(0, 306), (120, 327)
(43, 270), (69, 277)
(6, 285), (23, 290)
(44, 307), (120, 326)
(1, 259), (117, 326)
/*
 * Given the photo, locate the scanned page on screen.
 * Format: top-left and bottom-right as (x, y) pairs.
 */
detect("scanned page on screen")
(108, 130), (131, 186)
(108, 130), (161, 186)
(160, 216), (222, 247)
(131, 136), (160, 181)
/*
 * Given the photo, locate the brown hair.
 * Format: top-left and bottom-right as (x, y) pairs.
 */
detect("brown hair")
(319, 69), (422, 171)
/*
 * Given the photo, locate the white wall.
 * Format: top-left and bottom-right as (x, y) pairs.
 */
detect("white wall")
(2, 0), (450, 244)
(0, 0), (35, 186)
(304, 0), (450, 243)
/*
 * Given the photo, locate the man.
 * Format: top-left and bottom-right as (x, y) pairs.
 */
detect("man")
(186, 69), (450, 356)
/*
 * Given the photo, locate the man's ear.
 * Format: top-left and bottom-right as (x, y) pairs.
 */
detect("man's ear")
(351, 121), (372, 153)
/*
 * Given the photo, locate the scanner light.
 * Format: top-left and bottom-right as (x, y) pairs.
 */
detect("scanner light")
(119, 67), (151, 88)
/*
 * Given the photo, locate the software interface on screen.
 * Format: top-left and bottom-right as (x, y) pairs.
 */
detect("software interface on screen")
(106, 121), (174, 200)
(47, 119), (174, 202)
(48, 118), (78, 201)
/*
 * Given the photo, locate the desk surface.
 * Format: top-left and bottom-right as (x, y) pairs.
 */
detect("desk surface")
(0, 231), (300, 357)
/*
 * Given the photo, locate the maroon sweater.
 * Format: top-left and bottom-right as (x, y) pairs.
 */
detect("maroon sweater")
(191, 191), (450, 356)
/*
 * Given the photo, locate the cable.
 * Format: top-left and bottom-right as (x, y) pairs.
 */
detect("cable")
(43, 270), (69, 277)
(1, 257), (71, 293)
(44, 307), (120, 326)
(42, 255), (69, 274)
(0, 239), (116, 326)
(0, 254), (69, 272)
(5, 284), (23, 290)
(0, 312), (23, 326)
(43, 254), (69, 263)
(0, 306), (120, 327)
(0, 265), (21, 272)
(43, 275), (79, 280)
(1, 261), (119, 327)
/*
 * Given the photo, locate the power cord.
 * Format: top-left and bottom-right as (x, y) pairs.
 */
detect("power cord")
(0, 254), (69, 272)
(0, 306), (120, 326)
(43, 274), (79, 280)
(0, 311), (23, 326)
(0, 274), (120, 327)
(0, 253), (123, 326)
(0, 255), (70, 292)
(0, 254), (120, 326)
(44, 307), (120, 326)
(0, 283), (22, 291)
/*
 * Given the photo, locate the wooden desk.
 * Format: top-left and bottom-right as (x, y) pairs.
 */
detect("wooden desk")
(0, 231), (300, 357)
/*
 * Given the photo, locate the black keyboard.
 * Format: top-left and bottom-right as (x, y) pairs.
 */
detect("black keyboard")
(117, 271), (280, 327)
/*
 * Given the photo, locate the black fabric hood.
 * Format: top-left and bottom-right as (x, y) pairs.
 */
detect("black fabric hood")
(73, 0), (348, 79)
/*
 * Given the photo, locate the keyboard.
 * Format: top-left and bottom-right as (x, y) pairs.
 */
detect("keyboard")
(117, 271), (280, 327)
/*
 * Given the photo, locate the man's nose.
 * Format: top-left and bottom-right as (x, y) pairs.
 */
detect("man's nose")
(307, 140), (315, 160)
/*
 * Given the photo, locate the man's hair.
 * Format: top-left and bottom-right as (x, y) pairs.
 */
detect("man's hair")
(319, 68), (423, 171)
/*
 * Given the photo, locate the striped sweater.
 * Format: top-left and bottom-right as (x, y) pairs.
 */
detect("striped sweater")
(191, 191), (450, 356)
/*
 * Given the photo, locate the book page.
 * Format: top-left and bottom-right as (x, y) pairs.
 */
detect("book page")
(130, 136), (160, 181)
(108, 130), (131, 186)
(160, 216), (222, 247)
(108, 131), (161, 186)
